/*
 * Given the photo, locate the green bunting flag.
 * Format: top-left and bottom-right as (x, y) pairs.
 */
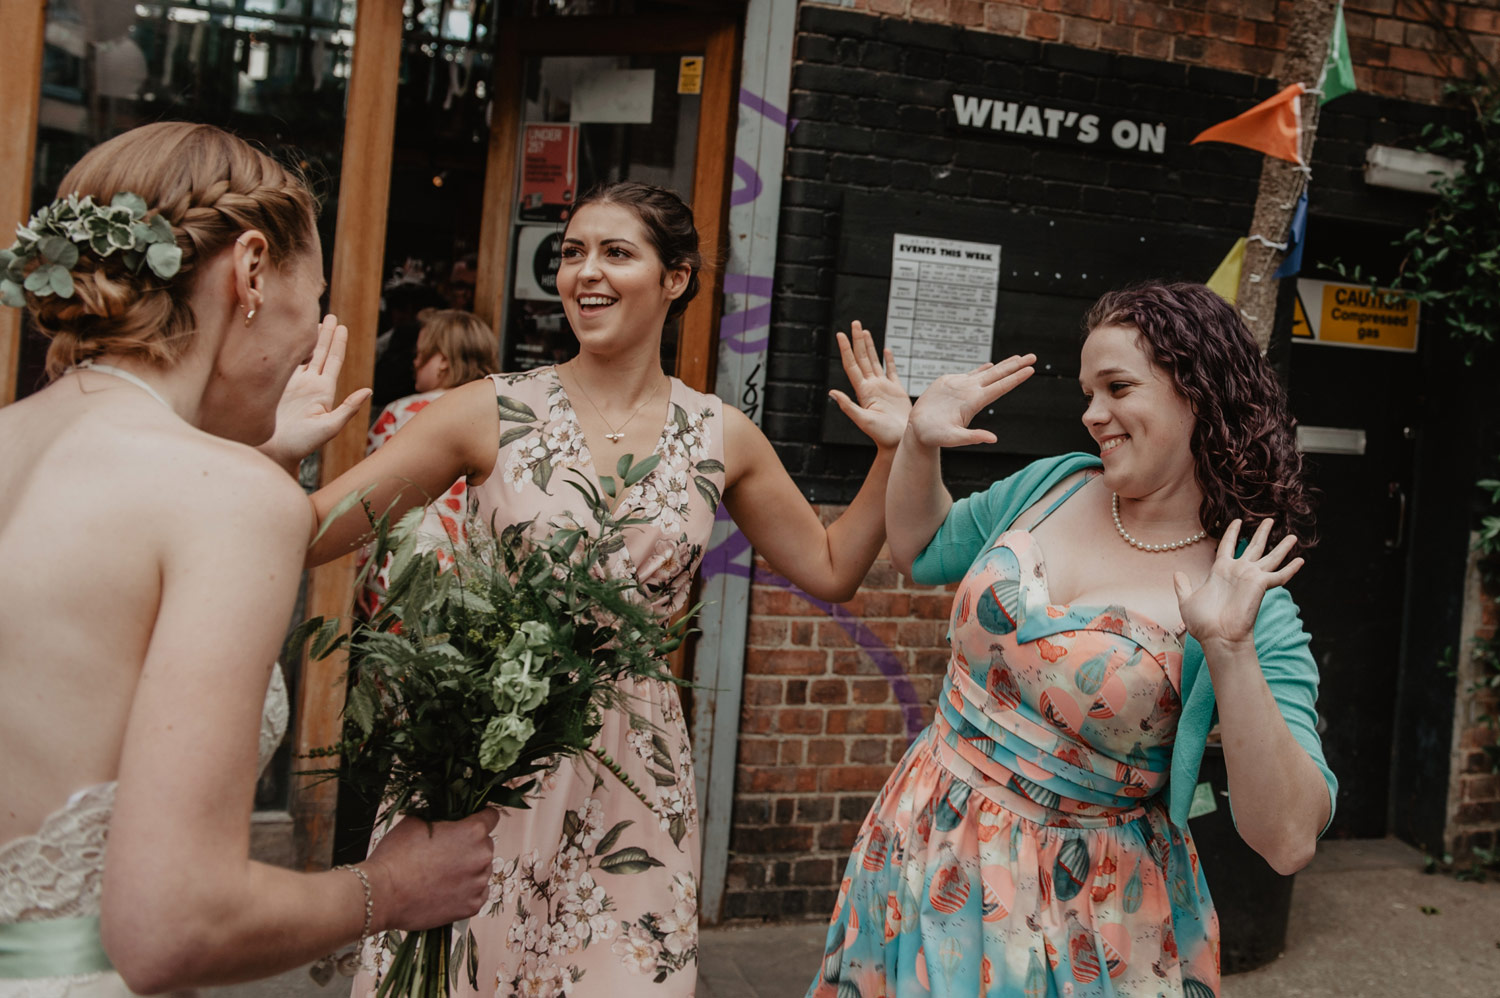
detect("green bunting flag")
(1320, 2), (1356, 104)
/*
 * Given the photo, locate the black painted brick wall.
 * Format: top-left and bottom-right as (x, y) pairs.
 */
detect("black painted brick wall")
(765, 4), (1453, 505)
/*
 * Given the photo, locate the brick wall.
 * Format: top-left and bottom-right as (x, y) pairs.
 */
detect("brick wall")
(838, 0), (1500, 105)
(1448, 547), (1500, 862)
(725, 534), (953, 920)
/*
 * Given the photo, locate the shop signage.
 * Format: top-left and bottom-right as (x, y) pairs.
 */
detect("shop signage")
(1292, 278), (1420, 352)
(514, 225), (563, 301)
(950, 93), (1167, 155)
(677, 56), (703, 95)
(883, 233), (1000, 395)
(519, 122), (578, 222)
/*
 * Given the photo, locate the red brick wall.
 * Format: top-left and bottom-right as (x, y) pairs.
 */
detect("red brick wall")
(1449, 559), (1500, 862)
(723, 513), (954, 920)
(842, 0), (1500, 105)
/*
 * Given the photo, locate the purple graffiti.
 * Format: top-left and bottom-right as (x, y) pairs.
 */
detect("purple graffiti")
(731, 157), (764, 207)
(718, 274), (775, 356)
(754, 566), (926, 739)
(700, 510), (927, 738)
(739, 88), (797, 132)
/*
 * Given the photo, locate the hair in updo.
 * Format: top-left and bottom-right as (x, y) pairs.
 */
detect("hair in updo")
(568, 182), (703, 318)
(1083, 281), (1316, 555)
(28, 121), (318, 378)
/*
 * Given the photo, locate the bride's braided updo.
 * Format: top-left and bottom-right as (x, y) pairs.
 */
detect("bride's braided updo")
(28, 122), (317, 378)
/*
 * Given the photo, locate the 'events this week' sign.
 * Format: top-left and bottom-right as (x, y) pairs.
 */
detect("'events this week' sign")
(950, 93), (1167, 155)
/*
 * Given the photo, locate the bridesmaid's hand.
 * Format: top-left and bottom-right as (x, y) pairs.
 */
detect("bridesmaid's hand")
(1174, 518), (1304, 652)
(828, 320), (910, 450)
(259, 315), (372, 471)
(907, 354), (1036, 448)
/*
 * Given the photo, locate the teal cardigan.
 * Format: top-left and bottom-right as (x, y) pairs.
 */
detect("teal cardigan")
(909, 452), (1337, 832)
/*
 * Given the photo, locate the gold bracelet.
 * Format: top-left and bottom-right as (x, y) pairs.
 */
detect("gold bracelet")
(335, 863), (374, 942)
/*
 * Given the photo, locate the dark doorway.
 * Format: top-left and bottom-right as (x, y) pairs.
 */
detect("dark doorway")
(1285, 217), (1421, 838)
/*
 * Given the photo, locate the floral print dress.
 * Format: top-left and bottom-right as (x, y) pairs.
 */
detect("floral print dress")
(356, 390), (469, 617)
(354, 366), (723, 998)
(810, 493), (1220, 998)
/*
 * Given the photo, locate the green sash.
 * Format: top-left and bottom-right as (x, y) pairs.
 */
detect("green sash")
(0, 915), (115, 978)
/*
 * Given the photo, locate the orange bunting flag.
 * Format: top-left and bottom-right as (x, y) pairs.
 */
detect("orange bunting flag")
(1191, 83), (1305, 164)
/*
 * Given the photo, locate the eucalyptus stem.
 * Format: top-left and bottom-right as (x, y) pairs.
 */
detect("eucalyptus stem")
(588, 747), (654, 810)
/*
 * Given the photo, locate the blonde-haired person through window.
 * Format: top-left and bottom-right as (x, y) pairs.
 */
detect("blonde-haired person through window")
(357, 309), (500, 617)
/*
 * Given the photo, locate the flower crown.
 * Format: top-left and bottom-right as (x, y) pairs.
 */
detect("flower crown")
(0, 192), (182, 309)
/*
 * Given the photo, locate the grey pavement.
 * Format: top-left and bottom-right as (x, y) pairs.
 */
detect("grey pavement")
(209, 838), (1500, 998)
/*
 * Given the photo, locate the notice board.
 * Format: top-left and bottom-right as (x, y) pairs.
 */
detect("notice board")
(821, 192), (1230, 454)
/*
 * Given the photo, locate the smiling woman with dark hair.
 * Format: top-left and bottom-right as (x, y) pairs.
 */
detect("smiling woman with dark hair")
(810, 281), (1335, 998)
(311, 182), (913, 998)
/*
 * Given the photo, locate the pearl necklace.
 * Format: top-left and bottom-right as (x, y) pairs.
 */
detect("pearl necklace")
(1111, 492), (1207, 553)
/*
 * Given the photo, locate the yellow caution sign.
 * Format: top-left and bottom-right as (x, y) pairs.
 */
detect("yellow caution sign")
(1293, 279), (1419, 352)
(1290, 291), (1312, 339)
(677, 56), (704, 95)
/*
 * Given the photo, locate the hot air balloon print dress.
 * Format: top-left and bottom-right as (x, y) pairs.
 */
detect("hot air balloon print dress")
(810, 480), (1220, 998)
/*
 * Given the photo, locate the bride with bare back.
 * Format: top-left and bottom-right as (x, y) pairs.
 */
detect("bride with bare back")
(0, 122), (496, 996)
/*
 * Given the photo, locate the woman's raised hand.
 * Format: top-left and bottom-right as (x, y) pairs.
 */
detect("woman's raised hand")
(260, 315), (373, 468)
(1174, 518), (1304, 651)
(907, 354), (1036, 448)
(828, 320), (912, 450)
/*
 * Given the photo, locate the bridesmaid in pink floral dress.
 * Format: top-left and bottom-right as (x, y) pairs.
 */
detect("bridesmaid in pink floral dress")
(315, 182), (916, 997)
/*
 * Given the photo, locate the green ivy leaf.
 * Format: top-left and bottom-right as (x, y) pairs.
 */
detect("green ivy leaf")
(49, 265), (75, 298)
(38, 236), (75, 267)
(111, 191), (149, 215)
(23, 266), (54, 294)
(0, 278), (24, 308)
(146, 242), (182, 279)
(147, 213), (174, 244)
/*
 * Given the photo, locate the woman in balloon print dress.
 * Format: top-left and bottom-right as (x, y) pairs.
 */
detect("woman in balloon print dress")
(810, 282), (1337, 998)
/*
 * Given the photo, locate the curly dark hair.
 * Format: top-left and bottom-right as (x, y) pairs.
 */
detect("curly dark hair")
(569, 182), (703, 319)
(1082, 282), (1316, 555)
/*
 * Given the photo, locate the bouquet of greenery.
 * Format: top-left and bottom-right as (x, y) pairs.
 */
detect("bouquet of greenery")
(292, 456), (691, 998)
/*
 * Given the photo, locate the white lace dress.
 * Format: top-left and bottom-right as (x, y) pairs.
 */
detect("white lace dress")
(0, 666), (290, 997)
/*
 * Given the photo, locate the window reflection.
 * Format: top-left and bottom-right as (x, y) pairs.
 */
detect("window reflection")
(24, 0), (358, 400)
(23, 0), (361, 810)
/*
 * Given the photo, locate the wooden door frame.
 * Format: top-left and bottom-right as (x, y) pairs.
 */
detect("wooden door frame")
(475, 13), (742, 395)
(0, 0), (47, 406)
(290, 0), (405, 870)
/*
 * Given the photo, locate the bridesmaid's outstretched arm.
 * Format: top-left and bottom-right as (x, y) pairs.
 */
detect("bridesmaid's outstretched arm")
(887, 355), (1036, 577)
(723, 322), (909, 604)
(305, 378), (501, 566)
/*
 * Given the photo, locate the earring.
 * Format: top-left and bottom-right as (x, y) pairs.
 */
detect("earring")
(244, 308), (257, 326)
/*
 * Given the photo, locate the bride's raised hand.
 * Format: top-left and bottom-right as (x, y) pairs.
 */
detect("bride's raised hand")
(908, 353), (1036, 448)
(1174, 517), (1305, 653)
(828, 320), (911, 450)
(259, 314), (373, 469)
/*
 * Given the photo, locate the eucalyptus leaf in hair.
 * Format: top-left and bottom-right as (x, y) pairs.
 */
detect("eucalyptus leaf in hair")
(0, 191), (181, 308)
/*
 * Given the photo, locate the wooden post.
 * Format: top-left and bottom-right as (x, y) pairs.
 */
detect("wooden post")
(1235, 0), (1340, 353)
(0, 0), (47, 405)
(289, 0), (404, 871)
(475, 30), (522, 336)
(676, 17), (740, 395)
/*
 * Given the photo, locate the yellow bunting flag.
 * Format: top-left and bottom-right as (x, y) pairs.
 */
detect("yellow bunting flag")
(1206, 238), (1247, 304)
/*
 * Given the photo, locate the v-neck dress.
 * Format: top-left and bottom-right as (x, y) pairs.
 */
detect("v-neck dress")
(351, 366), (723, 998)
(809, 487), (1220, 997)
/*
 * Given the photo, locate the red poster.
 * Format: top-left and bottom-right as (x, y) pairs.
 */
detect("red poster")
(519, 122), (578, 221)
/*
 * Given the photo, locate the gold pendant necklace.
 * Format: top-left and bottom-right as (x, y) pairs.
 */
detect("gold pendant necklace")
(567, 363), (663, 444)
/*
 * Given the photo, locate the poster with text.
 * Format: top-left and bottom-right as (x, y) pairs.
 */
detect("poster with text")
(519, 122), (579, 222)
(883, 233), (1000, 395)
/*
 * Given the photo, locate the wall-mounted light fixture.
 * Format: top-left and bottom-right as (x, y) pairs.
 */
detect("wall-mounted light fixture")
(1364, 144), (1464, 194)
